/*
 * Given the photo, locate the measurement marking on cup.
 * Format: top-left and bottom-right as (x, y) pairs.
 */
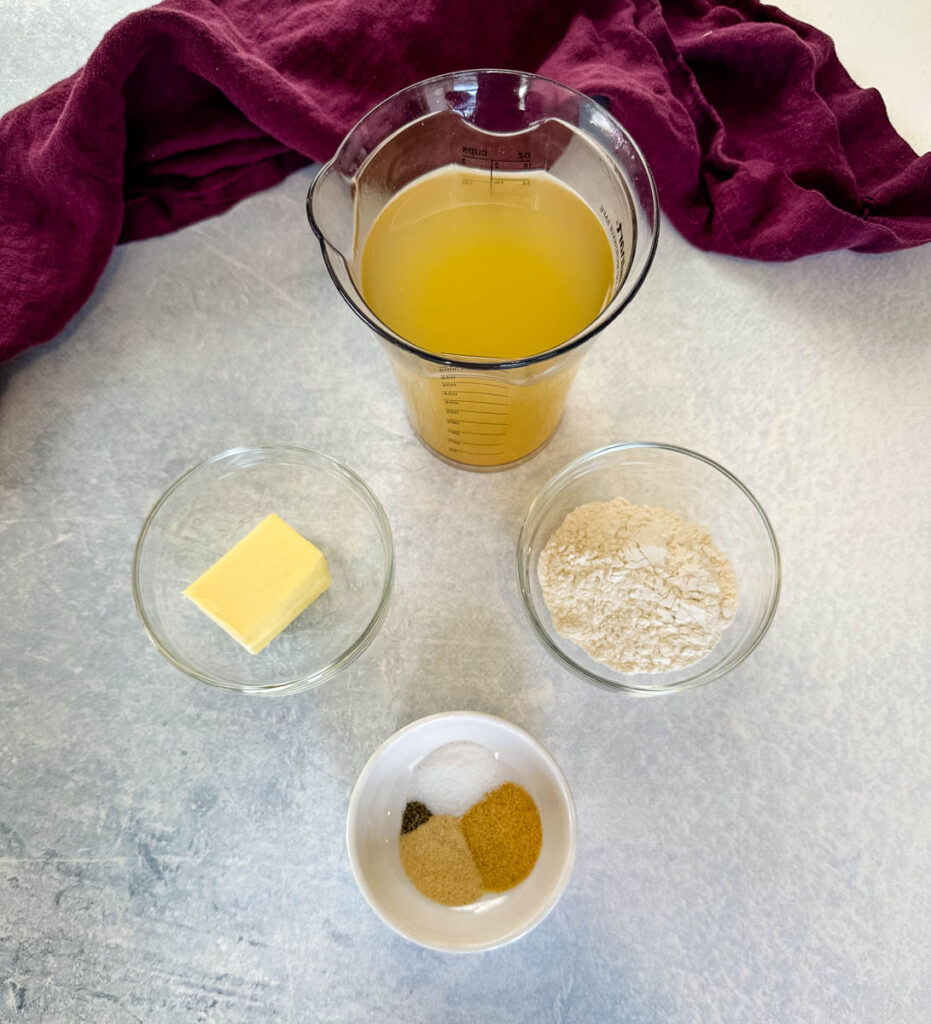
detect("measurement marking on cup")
(450, 432), (506, 441)
(462, 157), (534, 170)
(454, 394), (508, 405)
(462, 149), (535, 185)
(446, 417), (507, 425)
(449, 432), (507, 441)
(461, 402), (508, 411)
(444, 395), (508, 403)
(442, 387), (508, 395)
(442, 367), (510, 460)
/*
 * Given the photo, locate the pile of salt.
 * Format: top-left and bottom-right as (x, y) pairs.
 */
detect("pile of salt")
(411, 741), (504, 817)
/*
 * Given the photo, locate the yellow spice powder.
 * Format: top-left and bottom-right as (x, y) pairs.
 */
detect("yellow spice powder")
(399, 814), (483, 906)
(460, 782), (542, 892)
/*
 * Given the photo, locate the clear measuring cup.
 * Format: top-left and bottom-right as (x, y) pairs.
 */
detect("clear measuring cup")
(307, 69), (659, 470)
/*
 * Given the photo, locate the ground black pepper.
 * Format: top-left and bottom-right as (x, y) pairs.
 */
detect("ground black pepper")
(401, 800), (432, 835)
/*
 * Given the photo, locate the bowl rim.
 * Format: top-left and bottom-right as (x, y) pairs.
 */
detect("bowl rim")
(132, 444), (394, 695)
(517, 441), (781, 695)
(345, 710), (578, 953)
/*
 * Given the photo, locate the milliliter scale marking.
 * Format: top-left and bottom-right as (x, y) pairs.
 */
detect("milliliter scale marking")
(442, 374), (510, 456)
(444, 146), (536, 457)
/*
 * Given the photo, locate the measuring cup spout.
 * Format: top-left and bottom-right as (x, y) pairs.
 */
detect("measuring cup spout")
(306, 161), (353, 259)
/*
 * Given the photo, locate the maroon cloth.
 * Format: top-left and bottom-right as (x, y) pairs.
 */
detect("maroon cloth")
(1, 0), (929, 363)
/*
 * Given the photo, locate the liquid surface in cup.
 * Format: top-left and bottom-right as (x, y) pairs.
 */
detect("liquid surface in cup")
(360, 168), (613, 360)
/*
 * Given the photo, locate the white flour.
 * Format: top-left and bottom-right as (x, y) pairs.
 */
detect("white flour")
(537, 497), (739, 673)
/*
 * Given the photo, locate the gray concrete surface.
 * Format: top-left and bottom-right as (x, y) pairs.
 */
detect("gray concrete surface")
(1, 3), (929, 1022)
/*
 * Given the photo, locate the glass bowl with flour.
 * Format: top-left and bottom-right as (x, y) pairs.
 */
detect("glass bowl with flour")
(517, 443), (781, 694)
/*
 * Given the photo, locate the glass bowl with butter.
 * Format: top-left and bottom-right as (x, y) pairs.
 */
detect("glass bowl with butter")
(133, 445), (393, 694)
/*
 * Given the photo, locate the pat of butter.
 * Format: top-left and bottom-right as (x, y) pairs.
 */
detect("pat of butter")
(183, 513), (331, 654)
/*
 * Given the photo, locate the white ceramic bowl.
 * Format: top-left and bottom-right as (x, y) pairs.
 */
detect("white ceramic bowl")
(346, 712), (577, 952)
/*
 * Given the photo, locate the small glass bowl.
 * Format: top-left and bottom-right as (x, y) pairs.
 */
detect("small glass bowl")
(517, 443), (780, 695)
(133, 445), (393, 695)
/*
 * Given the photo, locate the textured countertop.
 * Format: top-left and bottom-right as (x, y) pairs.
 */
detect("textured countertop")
(1, 3), (929, 1022)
